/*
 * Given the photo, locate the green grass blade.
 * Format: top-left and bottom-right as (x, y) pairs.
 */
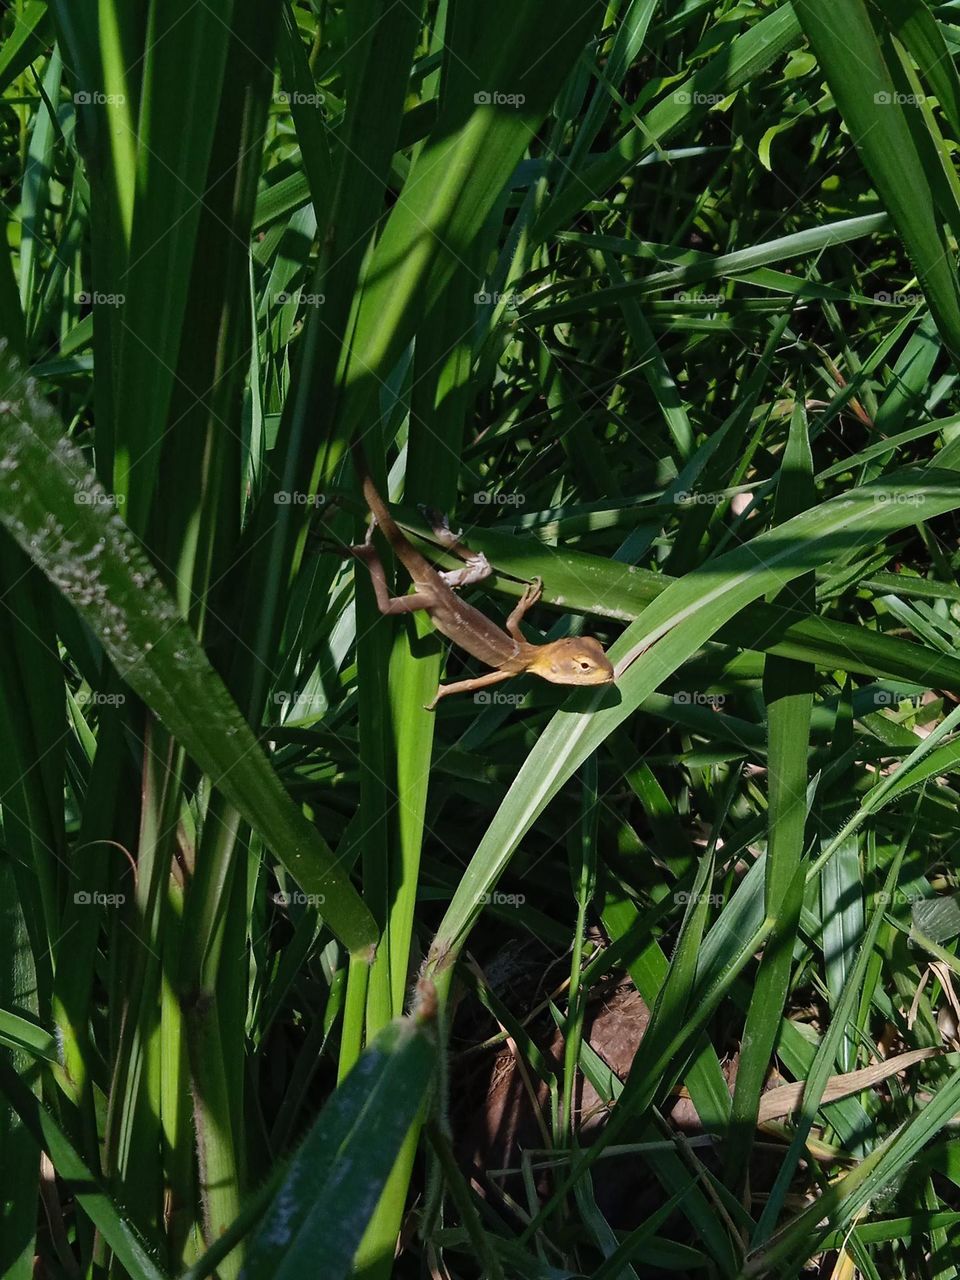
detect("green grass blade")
(428, 463), (960, 974)
(876, 0), (960, 138)
(753, 844), (908, 1245)
(18, 47), (60, 331)
(0, 352), (377, 955)
(400, 514), (960, 692)
(724, 402), (816, 1187)
(0, 3), (52, 95)
(792, 0), (960, 358)
(0, 1056), (170, 1280)
(533, 214), (890, 323)
(324, 0), (605, 457)
(0, 858), (39, 1280)
(534, 5), (802, 240)
(819, 685), (864, 1072)
(238, 1010), (437, 1280)
(110, 0), (246, 524)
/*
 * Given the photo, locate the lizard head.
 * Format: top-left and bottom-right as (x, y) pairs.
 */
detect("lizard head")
(525, 636), (615, 686)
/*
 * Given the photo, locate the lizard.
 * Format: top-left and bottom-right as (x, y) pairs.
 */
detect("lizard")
(345, 443), (615, 709)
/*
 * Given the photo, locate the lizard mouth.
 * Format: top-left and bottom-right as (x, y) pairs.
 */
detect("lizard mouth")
(581, 667), (615, 685)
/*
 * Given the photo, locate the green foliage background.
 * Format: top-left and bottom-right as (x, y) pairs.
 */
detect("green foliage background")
(3, 0), (960, 1277)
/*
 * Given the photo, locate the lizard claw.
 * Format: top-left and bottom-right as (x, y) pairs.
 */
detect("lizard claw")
(439, 552), (492, 588)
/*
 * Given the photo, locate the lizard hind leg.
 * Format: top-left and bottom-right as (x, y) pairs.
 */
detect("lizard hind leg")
(349, 541), (434, 617)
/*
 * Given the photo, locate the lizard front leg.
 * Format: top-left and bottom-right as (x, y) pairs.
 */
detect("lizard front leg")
(419, 505), (492, 588)
(505, 577), (543, 641)
(438, 558), (492, 589)
(425, 668), (515, 712)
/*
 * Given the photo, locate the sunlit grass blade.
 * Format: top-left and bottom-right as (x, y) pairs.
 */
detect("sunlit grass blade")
(400, 513), (960, 691)
(534, 5), (802, 240)
(792, 0), (960, 357)
(0, 352), (377, 954)
(427, 463), (960, 979)
(322, 0), (606, 460)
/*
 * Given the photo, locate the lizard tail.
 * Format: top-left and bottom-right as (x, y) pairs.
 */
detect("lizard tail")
(349, 438), (404, 549)
(349, 437), (434, 576)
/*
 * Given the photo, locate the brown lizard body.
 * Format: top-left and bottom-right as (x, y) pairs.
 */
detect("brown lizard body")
(348, 444), (614, 708)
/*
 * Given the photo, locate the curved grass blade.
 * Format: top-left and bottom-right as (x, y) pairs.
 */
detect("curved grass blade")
(0, 1056), (170, 1280)
(238, 1007), (437, 1280)
(400, 516), (960, 692)
(534, 5), (802, 241)
(0, 349), (377, 956)
(427, 465), (960, 975)
(531, 214), (891, 323)
(792, 0), (960, 359)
